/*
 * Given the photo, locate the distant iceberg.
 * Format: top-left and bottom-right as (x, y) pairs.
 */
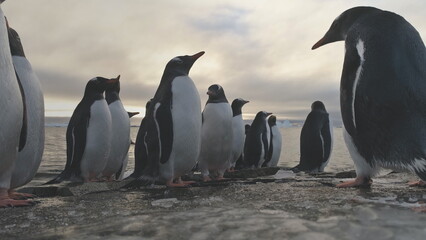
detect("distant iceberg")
(277, 120), (292, 128)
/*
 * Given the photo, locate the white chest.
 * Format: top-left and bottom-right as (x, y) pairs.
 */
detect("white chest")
(231, 115), (245, 160)
(159, 76), (202, 180)
(80, 100), (112, 177)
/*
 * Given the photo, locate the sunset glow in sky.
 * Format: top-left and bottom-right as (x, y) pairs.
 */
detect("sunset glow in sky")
(3, 1), (426, 120)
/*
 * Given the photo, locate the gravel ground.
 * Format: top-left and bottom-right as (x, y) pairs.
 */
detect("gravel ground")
(2, 169), (426, 240)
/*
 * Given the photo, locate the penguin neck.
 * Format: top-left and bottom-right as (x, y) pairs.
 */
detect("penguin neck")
(154, 71), (187, 99)
(105, 91), (120, 105)
(83, 91), (104, 102)
(232, 106), (242, 117)
(207, 95), (228, 104)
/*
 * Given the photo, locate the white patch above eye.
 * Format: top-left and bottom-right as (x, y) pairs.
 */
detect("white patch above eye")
(171, 57), (183, 63)
(352, 39), (365, 129)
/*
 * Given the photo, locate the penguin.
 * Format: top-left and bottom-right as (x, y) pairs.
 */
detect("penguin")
(0, 5), (30, 207)
(312, 6), (426, 187)
(198, 84), (234, 181)
(46, 76), (118, 184)
(292, 101), (332, 173)
(101, 76), (132, 181)
(129, 99), (152, 179)
(7, 25), (45, 193)
(265, 115), (282, 167)
(244, 111), (272, 168)
(228, 98), (249, 171)
(132, 52), (204, 187)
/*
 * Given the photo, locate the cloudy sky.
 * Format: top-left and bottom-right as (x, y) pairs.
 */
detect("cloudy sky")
(2, 0), (426, 120)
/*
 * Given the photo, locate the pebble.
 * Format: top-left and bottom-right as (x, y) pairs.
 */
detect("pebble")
(151, 198), (179, 208)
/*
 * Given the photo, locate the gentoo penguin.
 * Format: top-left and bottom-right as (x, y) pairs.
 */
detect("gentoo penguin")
(229, 98), (249, 171)
(46, 77), (118, 184)
(0, 5), (29, 207)
(244, 111), (272, 168)
(132, 52), (204, 187)
(7, 26), (45, 192)
(198, 84), (234, 181)
(265, 115), (282, 167)
(129, 99), (152, 179)
(101, 76), (131, 181)
(292, 101), (332, 173)
(312, 6), (426, 187)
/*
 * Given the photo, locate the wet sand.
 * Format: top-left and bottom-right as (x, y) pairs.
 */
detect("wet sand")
(2, 169), (426, 240)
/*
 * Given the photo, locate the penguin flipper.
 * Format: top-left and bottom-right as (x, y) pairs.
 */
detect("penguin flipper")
(131, 117), (149, 179)
(46, 111), (89, 184)
(320, 117), (332, 168)
(66, 116), (89, 178)
(340, 40), (361, 136)
(16, 72), (28, 151)
(261, 131), (269, 164)
(154, 102), (173, 164)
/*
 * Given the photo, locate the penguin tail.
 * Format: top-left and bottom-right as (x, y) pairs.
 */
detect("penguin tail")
(122, 175), (156, 189)
(291, 165), (301, 173)
(43, 171), (70, 185)
(124, 171), (140, 180)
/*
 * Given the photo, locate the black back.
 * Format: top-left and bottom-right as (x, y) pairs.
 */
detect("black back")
(244, 111), (271, 168)
(295, 101), (331, 172)
(133, 52), (204, 182)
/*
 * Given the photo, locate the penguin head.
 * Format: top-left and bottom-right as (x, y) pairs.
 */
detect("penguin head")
(105, 75), (121, 93)
(165, 51), (205, 76)
(312, 6), (381, 49)
(268, 115), (277, 127)
(207, 84), (228, 103)
(144, 99), (153, 114)
(255, 111), (273, 120)
(6, 23), (25, 57)
(232, 98), (249, 109)
(311, 101), (327, 112)
(231, 98), (249, 115)
(84, 76), (120, 96)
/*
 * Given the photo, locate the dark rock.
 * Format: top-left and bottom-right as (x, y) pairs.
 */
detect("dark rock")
(224, 167), (280, 178)
(335, 170), (357, 178)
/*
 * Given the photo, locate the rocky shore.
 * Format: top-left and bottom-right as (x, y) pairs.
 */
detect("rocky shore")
(1, 168), (426, 240)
